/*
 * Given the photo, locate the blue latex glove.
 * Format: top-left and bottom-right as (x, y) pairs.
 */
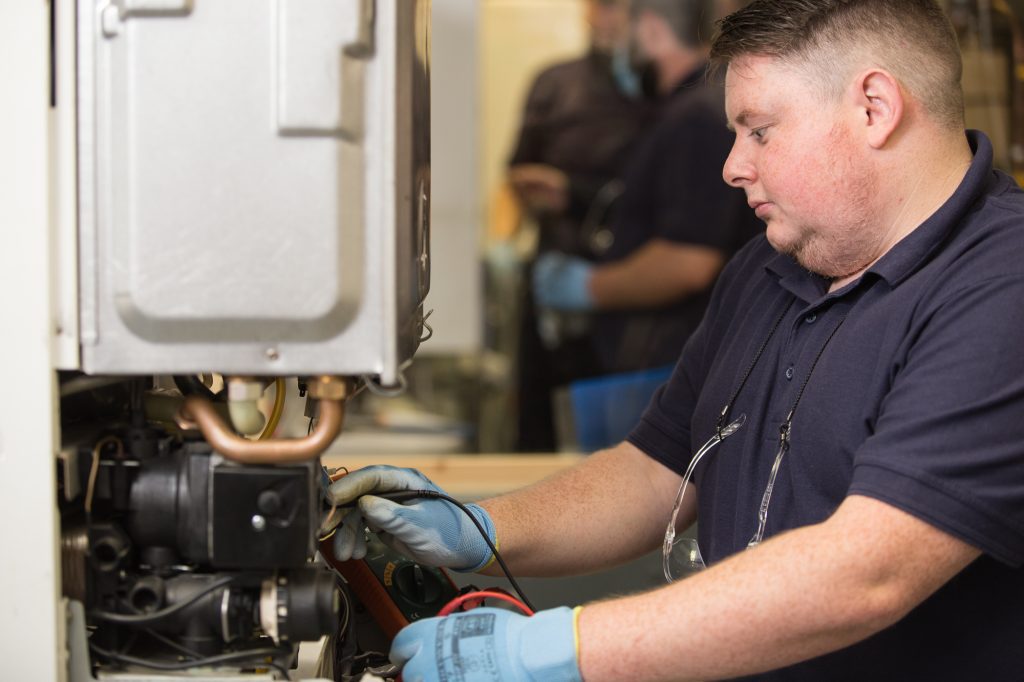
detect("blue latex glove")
(327, 465), (496, 572)
(391, 606), (583, 682)
(532, 252), (595, 311)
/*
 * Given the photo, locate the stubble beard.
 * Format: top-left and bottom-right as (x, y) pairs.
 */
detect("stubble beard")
(782, 214), (881, 280)
(784, 141), (882, 280)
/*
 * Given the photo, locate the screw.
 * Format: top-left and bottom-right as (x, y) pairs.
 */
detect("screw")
(265, 348), (280, 361)
(251, 514), (267, 532)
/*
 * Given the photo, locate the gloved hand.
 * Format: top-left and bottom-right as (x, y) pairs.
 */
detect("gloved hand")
(508, 163), (570, 213)
(327, 465), (496, 572)
(391, 606), (583, 682)
(532, 252), (595, 311)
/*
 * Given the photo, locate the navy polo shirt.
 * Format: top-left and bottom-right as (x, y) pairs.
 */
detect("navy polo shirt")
(629, 131), (1024, 680)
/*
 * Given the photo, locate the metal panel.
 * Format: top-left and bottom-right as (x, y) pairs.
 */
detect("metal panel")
(277, 0), (371, 136)
(79, 0), (430, 381)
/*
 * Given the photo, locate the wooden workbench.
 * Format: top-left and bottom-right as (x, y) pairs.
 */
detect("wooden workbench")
(320, 453), (585, 499)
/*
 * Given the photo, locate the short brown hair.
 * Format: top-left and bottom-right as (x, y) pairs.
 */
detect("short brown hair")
(710, 0), (965, 129)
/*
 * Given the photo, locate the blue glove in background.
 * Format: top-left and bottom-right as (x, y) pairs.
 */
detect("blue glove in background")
(328, 465), (496, 572)
(391, 606), (583, 682)
(532, 252), (595, 311)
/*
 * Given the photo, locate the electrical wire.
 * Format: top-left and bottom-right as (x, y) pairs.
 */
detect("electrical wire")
(372, 490), (536, 613)
(89, 641), (290, 676)
(336, 576), (352, 644)
(90, 576), (236, 625)
(360, 358), (414, 398)
(319, 503), (340, 540)
(318, 502), (340, 540)
(85, 436), (124, 515)
(317, 467), (350, 541)
(346, 650), (389, 662)
(319, 527), (338, 542)
(258, 378), (287, 441)
(438, 590), (534, 617)
(328, 573), (361, 679)
(142, 628), (205, 659)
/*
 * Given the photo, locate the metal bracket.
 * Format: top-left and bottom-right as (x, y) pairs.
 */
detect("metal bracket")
(100, 0), (193, 38)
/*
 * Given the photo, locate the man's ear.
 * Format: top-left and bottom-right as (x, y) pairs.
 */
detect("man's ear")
(854, 69), (904, 148)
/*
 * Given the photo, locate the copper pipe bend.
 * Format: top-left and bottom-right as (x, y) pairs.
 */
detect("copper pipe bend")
(179, 396), (344, 464)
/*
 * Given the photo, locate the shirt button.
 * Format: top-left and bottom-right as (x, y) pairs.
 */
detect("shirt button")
(785, 366), (795, 380)
(804, 314), (817, 324)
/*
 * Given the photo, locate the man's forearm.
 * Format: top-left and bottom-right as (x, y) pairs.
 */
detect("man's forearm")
(590, 239), (725, 310)
(478, 443), (687, 577)
(576, 495), (981, 681)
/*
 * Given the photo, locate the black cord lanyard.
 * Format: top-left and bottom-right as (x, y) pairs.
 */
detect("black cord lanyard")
(777, 312), (849, 451)
(715, 298), (849, 449)
(716, 300), (793, 439)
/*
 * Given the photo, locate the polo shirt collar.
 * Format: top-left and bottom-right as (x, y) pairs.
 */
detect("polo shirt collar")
(765, 253), (829, 303)
(766, 130), (995, 303)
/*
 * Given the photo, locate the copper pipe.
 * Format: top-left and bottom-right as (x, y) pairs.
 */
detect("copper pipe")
(178, 395), (345, 464)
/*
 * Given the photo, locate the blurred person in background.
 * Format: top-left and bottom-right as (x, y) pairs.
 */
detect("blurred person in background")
(533, 0), (761, 377)
(494, 0), (655, 451)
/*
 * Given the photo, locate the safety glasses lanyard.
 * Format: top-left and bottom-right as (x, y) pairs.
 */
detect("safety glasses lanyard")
(664, 296), (850, 582)
(716, 299), (795, 439)
(663, 300), (795, 582)
(747, 309), (849, 547)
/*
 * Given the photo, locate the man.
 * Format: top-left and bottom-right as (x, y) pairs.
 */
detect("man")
(499, 0), (654, 451)
(332, 1), (1024, 679)
(533, 0), (761, 376)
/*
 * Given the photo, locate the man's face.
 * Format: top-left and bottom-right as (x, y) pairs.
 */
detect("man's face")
(587, 0), (631, 53)
(723, 55), (883, 279)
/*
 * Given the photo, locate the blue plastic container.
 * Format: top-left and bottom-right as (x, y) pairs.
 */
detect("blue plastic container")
(568, 364), (675, 452)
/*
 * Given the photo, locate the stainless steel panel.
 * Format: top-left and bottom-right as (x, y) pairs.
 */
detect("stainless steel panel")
(79, 0), (430, 382)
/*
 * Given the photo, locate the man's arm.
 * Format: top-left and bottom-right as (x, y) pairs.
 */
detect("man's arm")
(578, 494), (981, 681)
(479, 440), (690, 577)
(589, 238), (725, 310)
(327, 441), (692, 576)
(507, 163), (570, 215)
